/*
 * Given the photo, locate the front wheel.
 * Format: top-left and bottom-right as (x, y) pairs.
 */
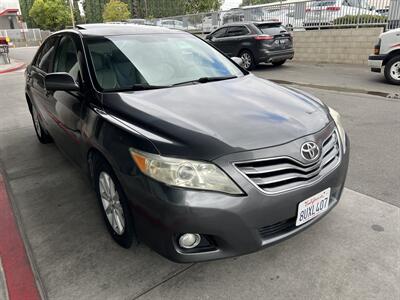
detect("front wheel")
(272, 59), (287, 66)
(240, 50), (255, 70)
(384, 56), (400, 85)
(93, 156), (135, 248)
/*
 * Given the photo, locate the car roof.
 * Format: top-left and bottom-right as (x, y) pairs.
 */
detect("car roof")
(72, 23), (184, 36)
(221, 21), (282, 27)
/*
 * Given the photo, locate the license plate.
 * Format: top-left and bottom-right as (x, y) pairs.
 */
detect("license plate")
(275, 39), (288, 45)
(296, 188), (330, 226)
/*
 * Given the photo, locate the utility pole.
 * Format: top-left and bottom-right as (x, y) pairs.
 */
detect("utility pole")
(68, 0), (76, 27)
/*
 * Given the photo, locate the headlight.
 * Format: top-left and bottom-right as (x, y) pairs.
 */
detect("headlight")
(129, 149), (242, 195)
(328, 107), (346, 153)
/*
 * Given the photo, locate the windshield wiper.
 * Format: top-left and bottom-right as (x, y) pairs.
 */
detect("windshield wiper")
(172, 75), (237, 87)
(129, 84), (169, 91)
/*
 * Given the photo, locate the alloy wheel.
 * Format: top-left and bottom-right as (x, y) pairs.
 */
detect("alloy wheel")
(99, 171), (125, 235)
(241, 52), (252, 69)
(390, 61), (400, 81)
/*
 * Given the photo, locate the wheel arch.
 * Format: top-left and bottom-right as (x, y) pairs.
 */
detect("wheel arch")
(238, 48), (254, 57)
(87, 147), (110, 188)
(25, 93), (32, 113)
(383, 50), (400, 66)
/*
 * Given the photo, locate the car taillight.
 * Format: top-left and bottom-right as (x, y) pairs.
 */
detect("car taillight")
(326, 6), (340, 11)
(255, 35), (273, 41)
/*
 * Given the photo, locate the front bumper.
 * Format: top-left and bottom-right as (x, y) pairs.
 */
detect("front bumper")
(368, 54), (385, 72)
(120, 129), (350, 263)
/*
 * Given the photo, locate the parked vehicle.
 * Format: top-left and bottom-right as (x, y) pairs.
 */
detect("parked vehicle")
(25, 24), (349, 263)
(206, 21), (294, 70)
(368, 28), (400, 85)
(0, 36), (10, 64)
(156, 19), (184, 30)
(202, 15), (219, 33)
(304, 0), (377, 27)
(222, 9), (245, 24)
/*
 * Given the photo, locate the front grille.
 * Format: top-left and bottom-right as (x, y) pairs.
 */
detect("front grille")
(258, 217), (296, 239)
(234, 130), (341, 194)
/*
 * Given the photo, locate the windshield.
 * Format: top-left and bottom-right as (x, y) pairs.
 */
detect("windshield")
(85, 34), (244, 91)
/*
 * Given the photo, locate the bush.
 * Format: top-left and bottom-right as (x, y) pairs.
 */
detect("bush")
(333, 14), (387, 25)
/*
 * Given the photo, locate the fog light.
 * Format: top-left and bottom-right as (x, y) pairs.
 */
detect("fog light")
(178, 233), (201, 249)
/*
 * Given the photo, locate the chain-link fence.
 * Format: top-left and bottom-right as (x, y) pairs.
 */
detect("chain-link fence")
(0, 28), (51, 47)
(147, 0), (400, 32)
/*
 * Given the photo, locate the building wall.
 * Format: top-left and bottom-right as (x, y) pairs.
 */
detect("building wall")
(292, 27), (384, 65)
(0, 0), (21, 12)
(0, 15), (18, 29)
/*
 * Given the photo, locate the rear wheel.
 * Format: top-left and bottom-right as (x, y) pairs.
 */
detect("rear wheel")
(384, 56), (400, 85)
(272, 59), (287, 66)
(93, 156), (135, 248)
(31, 105), (52, 144)
(240, 50), (255, 70)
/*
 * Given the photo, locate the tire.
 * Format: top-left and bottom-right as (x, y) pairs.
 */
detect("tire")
(31, 104), (52, 144)
(272, 59), (287, 66)
(384, 56), (400, 85)
(240, 50), (255, 70)
(93, 156), (135, 248)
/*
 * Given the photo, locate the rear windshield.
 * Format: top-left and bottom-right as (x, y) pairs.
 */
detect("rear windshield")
(257, 24), (287, 35)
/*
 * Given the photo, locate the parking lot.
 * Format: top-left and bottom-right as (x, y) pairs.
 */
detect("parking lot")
(1, 47), (399, 299)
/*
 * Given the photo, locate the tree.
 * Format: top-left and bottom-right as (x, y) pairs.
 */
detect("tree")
(20, 0), (36, 27)
(185, 0), (222, 14)
(83, 0), (107, 23)
(135, 0), (222, 18)
(102, 0), (131, 22)
(241, 0), (280, 6)
(29, 0), (71, 30)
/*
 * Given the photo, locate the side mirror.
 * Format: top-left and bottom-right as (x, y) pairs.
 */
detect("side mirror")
(231, 56), (244, 68)
(45, 72), (79, 92)
(205, 34), (212, 40)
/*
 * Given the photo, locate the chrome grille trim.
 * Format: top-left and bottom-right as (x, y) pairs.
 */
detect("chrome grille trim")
(233, 129), (342, 195)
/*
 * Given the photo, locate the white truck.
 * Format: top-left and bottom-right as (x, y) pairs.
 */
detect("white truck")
(368, 28), (400, 85)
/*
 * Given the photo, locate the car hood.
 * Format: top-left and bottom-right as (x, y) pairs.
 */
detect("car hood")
(102, 75), (330, 161)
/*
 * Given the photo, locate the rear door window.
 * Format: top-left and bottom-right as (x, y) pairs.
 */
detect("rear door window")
(257, 24), (287, 35)
(226, 26), (249, 37)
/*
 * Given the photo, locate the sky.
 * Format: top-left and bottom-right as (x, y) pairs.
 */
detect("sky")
(222, 0), (243, 10)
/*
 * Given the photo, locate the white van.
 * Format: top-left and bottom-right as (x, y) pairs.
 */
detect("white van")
(368, 28), (400, 85)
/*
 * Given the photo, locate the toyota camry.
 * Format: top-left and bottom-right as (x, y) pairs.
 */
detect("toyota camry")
(25, 24), (349, 262)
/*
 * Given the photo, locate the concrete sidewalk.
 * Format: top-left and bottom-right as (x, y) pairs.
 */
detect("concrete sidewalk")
(0, 59), (25, 74)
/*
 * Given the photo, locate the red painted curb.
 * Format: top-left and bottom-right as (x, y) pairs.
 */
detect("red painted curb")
(0, 174), (41, 300)
(0, 63), (25, 74)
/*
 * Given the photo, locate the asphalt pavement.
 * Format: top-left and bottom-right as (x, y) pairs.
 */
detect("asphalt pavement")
(1, 48), (399, 299)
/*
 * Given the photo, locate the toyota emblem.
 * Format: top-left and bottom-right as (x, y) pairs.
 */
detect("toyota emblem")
(301, 142), (320, 161)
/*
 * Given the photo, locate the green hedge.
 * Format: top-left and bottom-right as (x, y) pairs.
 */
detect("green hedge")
(333, 14), (387, 25)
